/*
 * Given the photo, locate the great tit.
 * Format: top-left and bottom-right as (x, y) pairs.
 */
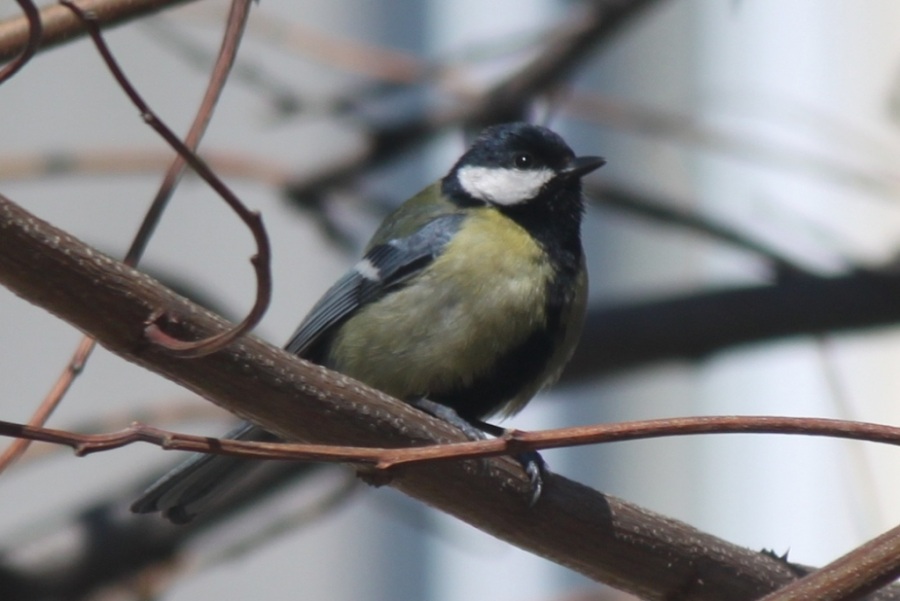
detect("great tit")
(132, 122), (605, 522)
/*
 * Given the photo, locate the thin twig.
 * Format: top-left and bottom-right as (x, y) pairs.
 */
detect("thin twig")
(213, 7), (587, 118)
(0, 0), (257, 474)
(588, 182), (811, 278)
(245, 13), (424, 84)
(470, 2), (656, 126)
(124, 0), (253, 265)
(567, 91), (900, 201)
(0, 336), (94, 473)
(0, 0), (41, 84)
(0, 148), (293, 186)
(284, 0), (661, 198)
(61, 1), (271, 358)
(1, 415), (898, 469)
(6, 399), (224, 467)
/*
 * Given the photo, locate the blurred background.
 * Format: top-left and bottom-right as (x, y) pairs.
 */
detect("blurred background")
(3, 0), (900, 599)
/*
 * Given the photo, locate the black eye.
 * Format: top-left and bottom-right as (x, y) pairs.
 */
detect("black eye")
(514, 152), (534, 169)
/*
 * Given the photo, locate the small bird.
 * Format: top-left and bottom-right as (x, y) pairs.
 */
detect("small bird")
(132, 122), (604, 522)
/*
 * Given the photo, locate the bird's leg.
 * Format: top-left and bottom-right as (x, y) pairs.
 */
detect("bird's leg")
(408, 397), (487, 440)
(409, 398), (545, 506)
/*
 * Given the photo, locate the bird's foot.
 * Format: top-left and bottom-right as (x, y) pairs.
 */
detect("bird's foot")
(410, 399), (545, 505)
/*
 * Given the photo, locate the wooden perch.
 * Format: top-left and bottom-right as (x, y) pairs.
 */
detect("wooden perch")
(0, 191), (886, 600)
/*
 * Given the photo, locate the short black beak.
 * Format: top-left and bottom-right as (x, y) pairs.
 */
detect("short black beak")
(561, 155), (606, 179)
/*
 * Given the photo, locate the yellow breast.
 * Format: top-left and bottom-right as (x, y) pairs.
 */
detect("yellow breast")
(327, 207), (555, 401)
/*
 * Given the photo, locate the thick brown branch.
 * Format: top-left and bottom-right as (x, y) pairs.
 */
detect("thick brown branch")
(0, 0), (196, 62)
(761, 522), (900, 601)
(0, 192), (842, 600)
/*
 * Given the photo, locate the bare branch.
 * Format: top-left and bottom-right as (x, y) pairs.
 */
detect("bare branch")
(0, 0), (257, 473)
(0, 148), (294, 186)
(588, 182), (811, 278)
(62, 1), (272, 358)
(283, 0), (662, 199)
(2, 414), (900, 471)
(0, 0), (197, 62)
(0, 190), (822, 601)
(760, 522), (900, 601)
(565, 268), (900, 382)
(567, 91), (900, 202)
(0, 419), (386, 463)
(0, 0), (41, 84)
(0, 336), (95, 473)
(124, 0), (253, 265)
(469, 0), (661, 126)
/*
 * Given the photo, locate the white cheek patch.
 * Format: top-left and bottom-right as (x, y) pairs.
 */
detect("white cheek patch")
(457, 165), (555, 206)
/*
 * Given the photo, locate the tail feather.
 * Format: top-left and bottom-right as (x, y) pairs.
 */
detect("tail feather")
(131, 422), (278, 523)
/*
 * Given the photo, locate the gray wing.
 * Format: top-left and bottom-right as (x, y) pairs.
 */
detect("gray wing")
(132, 213), (465, 522)
(285, 213), (465, 357)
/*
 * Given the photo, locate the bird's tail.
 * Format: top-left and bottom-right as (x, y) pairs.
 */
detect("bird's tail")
(131, 422), (279, 524)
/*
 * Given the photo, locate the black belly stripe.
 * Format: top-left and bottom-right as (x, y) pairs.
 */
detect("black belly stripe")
(437, 204), (583, 418)
(431, 200), (583, 419)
